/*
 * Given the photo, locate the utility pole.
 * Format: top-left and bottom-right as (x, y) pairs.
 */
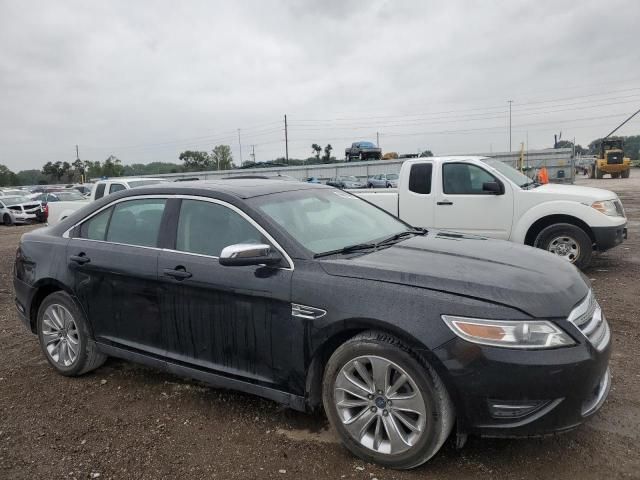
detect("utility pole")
(376, 131), (379, 148)
(284, 114), (289, 164)
(237, 129), (243, 166)
(75, 144), (80, 161)
(508, 100), (513, 152)
(250, 145), (256, 163)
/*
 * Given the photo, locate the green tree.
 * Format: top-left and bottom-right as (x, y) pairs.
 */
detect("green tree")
(102, 155), (124, 177)
(323, 144), (333, 162)
(16, 169), (47, 185)
(84, 160), (103, 179)
(179, 150), (211, 171)
(42, 161), (66, 182)
(211, 145), (233, 170)
(72, 159), (85, 182)
(311, 143), (322, 161)
(0, 164), (18, 187)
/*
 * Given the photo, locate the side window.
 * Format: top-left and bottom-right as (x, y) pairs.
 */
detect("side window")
(442, 163), (497, 195)
(408, 163), (433, 194)
(109, 183), (126, 194)
(94, 183), (106, 200)
(105, 199), (166, 247)
(80, 207), (113, 241)
(176, 200), (265, 257)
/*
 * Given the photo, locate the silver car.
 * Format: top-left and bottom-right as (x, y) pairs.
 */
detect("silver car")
(367, 173), (399, 188)
(0, 195), (45, 226)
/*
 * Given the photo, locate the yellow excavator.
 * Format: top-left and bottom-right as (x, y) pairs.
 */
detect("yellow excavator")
(589, 108), (639, 179)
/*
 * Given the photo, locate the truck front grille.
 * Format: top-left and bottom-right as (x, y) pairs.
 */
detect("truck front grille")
(606, 152), (623, 164)
(568, 291), (610, 351)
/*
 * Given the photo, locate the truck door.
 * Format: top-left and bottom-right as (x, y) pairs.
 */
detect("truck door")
(398, 161), (436, 228)
(434, 162), (513, 239)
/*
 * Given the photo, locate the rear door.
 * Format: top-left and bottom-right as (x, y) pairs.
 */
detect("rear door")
(157, 197), (293, 389)
(398, 161), (435, 228)
(433, 161), (513, 239)
(68, 197), (167, 354)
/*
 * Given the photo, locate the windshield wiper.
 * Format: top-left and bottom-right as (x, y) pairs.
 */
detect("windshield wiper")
(520, 181), (541, 189)
(314, 229), (427, 259)
(374, 228), (426, 247)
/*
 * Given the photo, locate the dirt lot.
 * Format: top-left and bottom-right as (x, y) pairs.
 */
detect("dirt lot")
(1, 174), (639, 480)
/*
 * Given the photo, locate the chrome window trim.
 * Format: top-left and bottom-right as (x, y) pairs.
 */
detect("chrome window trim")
(63, 194), (295, 271)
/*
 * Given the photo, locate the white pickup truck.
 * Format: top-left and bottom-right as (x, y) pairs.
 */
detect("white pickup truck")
(351, 156), (627, 268)
(47, 177), (168, 225)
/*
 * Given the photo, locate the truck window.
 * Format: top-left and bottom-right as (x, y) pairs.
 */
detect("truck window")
(94, 183), (106, 200)
(109, 183), (126, 194)
(443, 163), (496, 195)
(409, 163), (433, 194)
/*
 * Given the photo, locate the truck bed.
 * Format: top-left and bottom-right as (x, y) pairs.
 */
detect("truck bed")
(348, 188), (399, 216)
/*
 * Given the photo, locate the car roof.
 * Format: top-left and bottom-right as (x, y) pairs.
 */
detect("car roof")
(130, 178), (329, 199)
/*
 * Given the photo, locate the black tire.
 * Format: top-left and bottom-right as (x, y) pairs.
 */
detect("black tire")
(37, 291), (107, 377)
(3, 213), (12, 226)
(322, 331), (454, 470)
(589, 165), (595, 179)
(595, 166), (604, 179)
(621, 169), (630, 179)
(611, 172), (620, 179)
(368, 183), (373, 188)
(534, 223), (593, 269)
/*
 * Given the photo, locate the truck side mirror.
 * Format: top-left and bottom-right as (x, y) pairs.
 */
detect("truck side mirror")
(482, 181), (504, 195)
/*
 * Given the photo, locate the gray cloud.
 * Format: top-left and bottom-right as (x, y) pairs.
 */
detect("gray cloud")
(1, 0), (639, 171)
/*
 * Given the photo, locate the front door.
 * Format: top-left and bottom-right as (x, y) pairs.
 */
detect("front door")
(434, 162), (513, 239)
(68, 197), (167, 355)
(157, 198), (293, 389)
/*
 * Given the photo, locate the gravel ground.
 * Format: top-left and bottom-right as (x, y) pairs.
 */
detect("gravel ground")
(1, 174), (639, 479)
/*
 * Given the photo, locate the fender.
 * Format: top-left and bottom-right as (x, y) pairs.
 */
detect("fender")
(511, 200), (623, 244)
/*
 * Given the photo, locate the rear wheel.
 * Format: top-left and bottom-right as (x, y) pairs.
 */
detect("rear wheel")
(3, 213), (12, 226)
(611, 172), (620, 179)
(534, 223), (593, 269)
(621, 169), (630, 178)
(37, 291), (107, 376)
(322, 331), (454, 469)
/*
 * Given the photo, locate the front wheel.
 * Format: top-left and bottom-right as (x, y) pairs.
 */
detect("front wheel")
(3, 213), (12, 226)
(322, 331), (454, 469)
(534, 223), (593, 269)
(621, 169), (630, 178)
(37, 291), (107, 376)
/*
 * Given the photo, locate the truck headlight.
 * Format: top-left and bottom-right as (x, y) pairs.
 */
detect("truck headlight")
(441, 315), (575, 349)
(591, 200), (624, 217)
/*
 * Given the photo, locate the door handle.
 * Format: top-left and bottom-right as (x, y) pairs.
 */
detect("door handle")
(163, 268), (193, 280)
(69, 254), (91, 265)
(437, 200), (453, 206)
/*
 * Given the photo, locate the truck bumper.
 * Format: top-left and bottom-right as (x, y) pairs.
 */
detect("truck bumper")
(592, 223), (627, 251)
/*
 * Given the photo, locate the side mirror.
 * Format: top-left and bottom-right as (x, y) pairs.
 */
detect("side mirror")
(482, 181), (504, 195)
(219, 243), (281, 267)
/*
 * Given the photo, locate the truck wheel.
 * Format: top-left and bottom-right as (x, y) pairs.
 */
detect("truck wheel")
(322, 331), (454, 469)
(589, 165), (595, 179)
(37, 291), (107, 376)
(534, 223), (592, 269)
(621, 169), (630, 178)
(595, 166), (604, 179)
(3, 213), (13, 226)
(611, 172), (620, 179)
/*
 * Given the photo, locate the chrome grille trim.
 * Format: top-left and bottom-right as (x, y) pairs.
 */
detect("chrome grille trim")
(292, 304), (326, 320)
(568, 291), (610, 351)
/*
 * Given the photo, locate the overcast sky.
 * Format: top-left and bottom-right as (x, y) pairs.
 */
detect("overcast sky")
(1, 0), (639, 171)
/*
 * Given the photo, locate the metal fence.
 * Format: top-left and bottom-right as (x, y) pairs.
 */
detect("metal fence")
(137, 148), (575, 183)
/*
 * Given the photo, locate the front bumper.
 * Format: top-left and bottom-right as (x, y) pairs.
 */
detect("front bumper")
(592, 223), (627, 251)
(432, 333), (611, 438)
(10, 213), (40, 224)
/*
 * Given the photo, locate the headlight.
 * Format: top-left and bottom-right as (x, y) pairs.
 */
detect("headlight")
(591, 200), (624, 217)
(441, 315), (575, 349)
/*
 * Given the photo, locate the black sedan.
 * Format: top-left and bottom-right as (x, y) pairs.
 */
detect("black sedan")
(13, 180), (611, 469)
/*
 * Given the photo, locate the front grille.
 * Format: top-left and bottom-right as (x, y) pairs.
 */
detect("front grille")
(22, 204), (40, 210)
(568, 291), (610, 351)
(8, 206), (22, 212)
(606, 152), (623, 164)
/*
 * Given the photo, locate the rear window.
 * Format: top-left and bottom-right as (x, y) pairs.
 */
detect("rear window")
(408, 163), (432, 194)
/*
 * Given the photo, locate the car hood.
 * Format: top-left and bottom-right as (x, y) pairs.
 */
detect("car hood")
(319, 231), (589, 318)
(530, 183), (618, 202)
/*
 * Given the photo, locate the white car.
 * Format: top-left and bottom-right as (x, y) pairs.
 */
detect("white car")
(351, 156), (627, 269)
(0, 189), (27, 197)
(0, 195), (45, 225)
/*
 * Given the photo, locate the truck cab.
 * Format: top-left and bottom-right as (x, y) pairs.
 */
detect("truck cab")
(352, 157), (627, 268)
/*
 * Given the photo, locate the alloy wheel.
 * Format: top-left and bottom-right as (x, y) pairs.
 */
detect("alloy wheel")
(41, 304), (80, 367)
(334, 355), (428, 455)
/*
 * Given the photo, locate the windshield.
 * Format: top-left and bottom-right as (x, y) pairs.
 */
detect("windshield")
(52, 191), (86, 201)
(2, 196), (29, 204)
(128, 179), (170, 188)
(482, 159), (535, 188)
(387, 174), (398, 180)
(254, 189), (410, 254)
(359, 142), (375, 148)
